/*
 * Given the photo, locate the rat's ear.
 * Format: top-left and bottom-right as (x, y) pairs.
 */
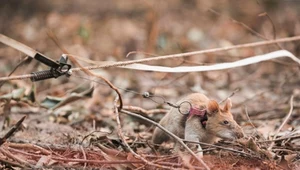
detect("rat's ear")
(223, 98), (232, 111)
(207, 100), (219, 116)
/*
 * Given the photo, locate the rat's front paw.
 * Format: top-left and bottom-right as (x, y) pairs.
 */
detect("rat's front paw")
(196, 151), (203, 158)
(196, 145), (204, 158)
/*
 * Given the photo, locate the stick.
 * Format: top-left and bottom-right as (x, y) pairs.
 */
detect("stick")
(0, 157), (26, 168)
(268, 95), (294, 150)
(122, 105), (167, 115)
(0, 56), (31, 88)
(0, 116), (26, 146)
(0, 147), (31, 167)
(1, 35), (300, 81)
(257, 134), (300, 143)
(243, 105), (260, 137)
(80, 146), (87, 169)
(6, 143), (52, 155)
(183, 140), (255, 157)
(113, 97), (170, 169)
(47, 31), (124, 110)
(71, 36), (300, 72)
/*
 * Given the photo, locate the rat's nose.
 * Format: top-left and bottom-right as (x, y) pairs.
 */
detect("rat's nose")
(234, 125), (244, 139)
(236, 131), (244, 138)
(235, 127), (244, 139)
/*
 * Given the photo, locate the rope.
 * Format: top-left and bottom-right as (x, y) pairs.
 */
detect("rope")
(1, 35), (300, 82)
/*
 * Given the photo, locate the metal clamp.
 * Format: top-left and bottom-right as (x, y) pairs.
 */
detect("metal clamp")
(30, 54), (72, 82)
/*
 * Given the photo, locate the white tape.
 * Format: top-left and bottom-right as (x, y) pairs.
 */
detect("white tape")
(118, 50), (300, 73)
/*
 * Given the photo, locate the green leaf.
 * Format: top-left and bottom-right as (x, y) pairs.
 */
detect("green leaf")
(0, 88), (25, 101)
(41, 86), (94, 110)
(40, 96), (64, 109)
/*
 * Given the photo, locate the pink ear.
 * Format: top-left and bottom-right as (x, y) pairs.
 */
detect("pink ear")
(223, 98), (232, 111)
(207, 100), (219, 116)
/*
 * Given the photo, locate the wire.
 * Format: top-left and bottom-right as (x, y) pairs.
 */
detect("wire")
(1, 35), (300, 81)
(72, 74), (183, 109)
(73, 75), (141, 95)
(73, 74), (211, 116)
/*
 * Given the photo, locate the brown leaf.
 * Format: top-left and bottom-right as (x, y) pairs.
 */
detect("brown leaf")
(127, 153), (143, 168)
(284, 154), (297, 164)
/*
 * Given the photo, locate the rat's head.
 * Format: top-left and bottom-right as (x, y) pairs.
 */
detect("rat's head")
(205, 99), (244, 140)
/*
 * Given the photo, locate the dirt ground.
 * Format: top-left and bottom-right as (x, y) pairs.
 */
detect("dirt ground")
(0, 0), (300, 169)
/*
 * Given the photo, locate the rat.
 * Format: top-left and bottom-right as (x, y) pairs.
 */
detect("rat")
(152, 93), (244, 155)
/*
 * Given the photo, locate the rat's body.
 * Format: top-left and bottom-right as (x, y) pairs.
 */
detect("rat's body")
(152, 93), (244, 153)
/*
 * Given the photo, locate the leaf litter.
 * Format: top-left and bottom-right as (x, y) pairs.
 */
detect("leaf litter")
(0, 1), (300, 169)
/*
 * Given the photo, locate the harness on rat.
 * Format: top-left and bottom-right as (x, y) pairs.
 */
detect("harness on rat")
(141, 93), (208, 128)
(178, 101), (208, 129)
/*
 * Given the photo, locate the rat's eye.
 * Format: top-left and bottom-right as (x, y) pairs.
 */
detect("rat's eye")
(223, 120), (229, 125)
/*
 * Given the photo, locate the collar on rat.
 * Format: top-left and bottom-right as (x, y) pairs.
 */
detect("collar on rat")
(188, 107), (208, 129)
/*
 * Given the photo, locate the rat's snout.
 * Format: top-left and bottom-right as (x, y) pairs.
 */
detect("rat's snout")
(236, 130), (244, 139)
(234, 125), (244, 139)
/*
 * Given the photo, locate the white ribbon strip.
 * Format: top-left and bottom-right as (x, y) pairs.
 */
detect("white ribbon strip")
(118, 50), (300, 73)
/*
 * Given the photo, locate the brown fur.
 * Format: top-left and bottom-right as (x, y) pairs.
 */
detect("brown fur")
(152, 93), (244, 146)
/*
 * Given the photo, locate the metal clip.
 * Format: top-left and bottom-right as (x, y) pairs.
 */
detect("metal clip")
(30, 54), (71, 82)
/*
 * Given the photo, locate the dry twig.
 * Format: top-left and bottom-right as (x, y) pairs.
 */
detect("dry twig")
(208, 8), (268, 40)
(0, 56), (31, 88)
(52, 157), (143, 164)
(1, 35), (300, 81)
(123, 105), (167, 115)
(71, 37), (300, 72)
(243, 105), (260, 137)
(183, 140), (255, 157)
(268, 95), (294, 150)
(208, 8), (283, 50)
(113, 97), (170, 169)
(0, 157), (25, 168)
(47, 31), (123, 110)
(0, 116), (26, 146)
(257, 134), (300, 143)
(0, 147), (31, 167)
(218, 88), (240, 104)
(80, 146), (87, 169)
(6, 143), (52, 155)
